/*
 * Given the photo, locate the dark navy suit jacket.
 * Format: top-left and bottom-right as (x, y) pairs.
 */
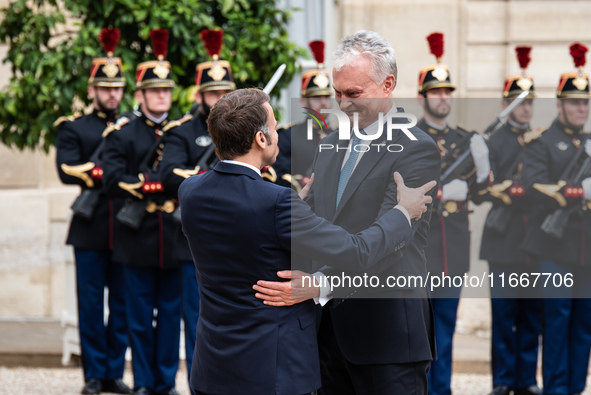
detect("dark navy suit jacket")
(307, 119), (441, 365)
(178, 161), (412, 395)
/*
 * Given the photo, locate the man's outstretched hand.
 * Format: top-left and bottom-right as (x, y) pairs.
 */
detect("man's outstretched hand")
(298, 173), (314, 200)
(394, 172), (436, 220)
(253, 270), (319, 307)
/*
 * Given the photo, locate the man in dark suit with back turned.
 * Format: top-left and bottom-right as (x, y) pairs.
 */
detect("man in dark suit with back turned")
(159, 28), (236, 384)
(255, 30), (441, 394)
(178, 88), (436, 395)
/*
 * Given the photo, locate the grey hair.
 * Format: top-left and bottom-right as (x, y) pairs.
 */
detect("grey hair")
(332, 30), (397, 88)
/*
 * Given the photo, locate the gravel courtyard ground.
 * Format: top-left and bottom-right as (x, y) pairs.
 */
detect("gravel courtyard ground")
(3, 366), (591, 395)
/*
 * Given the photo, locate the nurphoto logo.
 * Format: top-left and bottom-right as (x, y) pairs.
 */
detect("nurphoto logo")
(305, 106), (419, 153)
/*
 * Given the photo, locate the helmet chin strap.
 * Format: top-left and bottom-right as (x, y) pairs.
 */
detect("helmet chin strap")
(560, 101), (579, 131)
(200, 93), (211, 118)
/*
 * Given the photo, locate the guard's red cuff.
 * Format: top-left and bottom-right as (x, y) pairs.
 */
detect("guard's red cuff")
(142, 182), (163, 193)
(509, 185), (525, 197)
(564, 186), (584, 198)
(436, 188), (443, 200)
(90, 167), (103, 180)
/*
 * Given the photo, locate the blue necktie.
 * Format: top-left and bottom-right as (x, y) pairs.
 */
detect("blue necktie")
(336, 130), (363, 207)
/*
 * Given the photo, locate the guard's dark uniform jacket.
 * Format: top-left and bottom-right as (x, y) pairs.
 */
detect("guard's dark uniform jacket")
(419, 119), (473, 277)
(273, 122), (333, 191)
(102, 114), (179, 268)
(160, 113), (216, 262)
(520, 118), (591, 266)
(56, 110), (116, 250)
(478, 122), (533, 264)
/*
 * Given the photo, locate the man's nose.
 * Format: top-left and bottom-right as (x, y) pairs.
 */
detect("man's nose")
(339, 96), (353, 109)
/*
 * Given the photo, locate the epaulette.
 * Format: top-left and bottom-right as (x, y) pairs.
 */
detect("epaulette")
(102, 118), (130, 138)
(162, 114), (192, 132)
(53, 112), (83, 127)
(523, 127), (545, 144)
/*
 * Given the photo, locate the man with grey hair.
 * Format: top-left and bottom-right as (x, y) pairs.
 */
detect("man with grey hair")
(255, 30), (441, 394)
(180, 87), (436, 395)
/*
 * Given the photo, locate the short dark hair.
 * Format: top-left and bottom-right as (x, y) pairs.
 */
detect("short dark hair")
(207, 88), (270, 160)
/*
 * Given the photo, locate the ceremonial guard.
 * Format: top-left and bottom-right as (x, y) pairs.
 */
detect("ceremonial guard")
(159, 28), (235, 383)
(55, 28), (131, 395)
(477, 47), (541, 395)
(273, 40), (333, 192)
(521, 43), (591, 395)
(416, 32), (489, 395)
(102, 29), (181, 395)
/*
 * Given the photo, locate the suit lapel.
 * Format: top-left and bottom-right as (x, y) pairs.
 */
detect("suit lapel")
(314, 135), (346, 220)
(332, 124), (406, 220)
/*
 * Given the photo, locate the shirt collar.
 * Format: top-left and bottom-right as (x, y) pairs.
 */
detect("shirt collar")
(554, 118), (583, 136)
(423, 118), (449, 135)
(507, 118), (529, 133)
(145, 112), (168, 124)
(222, 160), (262, 176)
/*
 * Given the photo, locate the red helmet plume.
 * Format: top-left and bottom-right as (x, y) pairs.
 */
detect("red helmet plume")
(150, 29), (169, 60)
(99, 28), (120, 56)
(309, 40), (325, 64)
(200, 29), (224, 59)
(427, 32), (444, 61)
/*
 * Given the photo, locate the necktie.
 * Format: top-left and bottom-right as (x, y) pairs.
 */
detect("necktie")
(336, 130), (363, 207)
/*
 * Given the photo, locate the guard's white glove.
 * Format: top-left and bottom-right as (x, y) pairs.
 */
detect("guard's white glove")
(116, 116), (129, 125)
(470, 134), (491, 183)
(582, 177), (591, 200)
(585, 139), (591, 158)
(442, 179), (469, 201)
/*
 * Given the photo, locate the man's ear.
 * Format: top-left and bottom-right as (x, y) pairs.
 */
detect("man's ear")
(417, 93), (425, 108)
(254, 130), (267, 149)
(134, 89), (143, 105)
(88, 85), (95, 100)
(383, 74), (395, 96)
(195, 90), (203, 106)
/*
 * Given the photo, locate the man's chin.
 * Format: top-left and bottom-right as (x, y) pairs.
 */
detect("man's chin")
(432, 112), (449, 120)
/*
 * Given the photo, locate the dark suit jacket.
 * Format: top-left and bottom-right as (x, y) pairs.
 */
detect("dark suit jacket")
(307, 116), (440, 365)
(178, 161), (412, 395)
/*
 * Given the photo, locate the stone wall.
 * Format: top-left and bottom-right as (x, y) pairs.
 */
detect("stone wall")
(338, 0), (591, 98)
(1, 0), (590, 325)
(0, 143), (75, 317)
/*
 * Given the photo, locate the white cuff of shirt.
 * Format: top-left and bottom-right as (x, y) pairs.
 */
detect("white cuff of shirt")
(394, 205), (411, 226)
(312, 206), (409, 306)
(312, 272), (332, 306)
